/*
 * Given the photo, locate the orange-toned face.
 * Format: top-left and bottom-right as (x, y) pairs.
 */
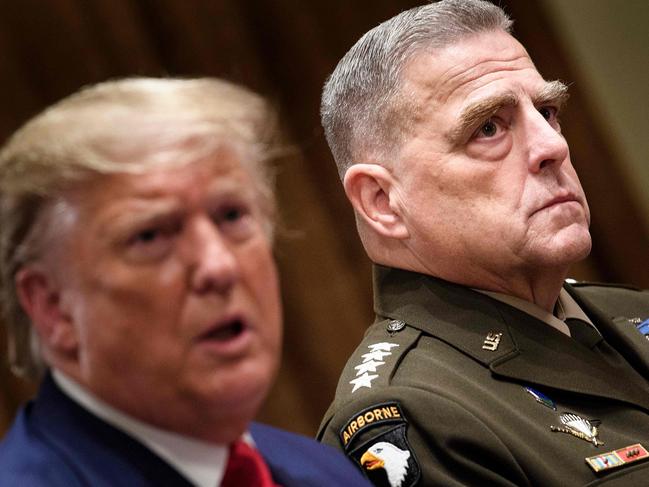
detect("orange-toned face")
(51, 149), (281, 441)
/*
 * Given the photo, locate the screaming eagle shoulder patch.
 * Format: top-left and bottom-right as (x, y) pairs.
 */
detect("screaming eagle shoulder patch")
(340, 402), (420, 487)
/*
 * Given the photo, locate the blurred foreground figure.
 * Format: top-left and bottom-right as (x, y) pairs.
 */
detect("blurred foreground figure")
(0, 77), (370, 486)
(316, 1), (649, 486)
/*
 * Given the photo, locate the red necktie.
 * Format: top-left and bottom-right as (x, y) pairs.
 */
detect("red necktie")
(220, 440), (278, 487)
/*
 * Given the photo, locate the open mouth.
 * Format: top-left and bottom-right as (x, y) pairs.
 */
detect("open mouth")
(198, 319), (246, 342)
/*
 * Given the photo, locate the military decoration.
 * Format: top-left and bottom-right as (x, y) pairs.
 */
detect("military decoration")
(586, 443), (649, 473)
(550, 412), (603, 446)
(524, 386), (556, 410)
(635, 318), (649, 341)
(349, 342), (399, 393)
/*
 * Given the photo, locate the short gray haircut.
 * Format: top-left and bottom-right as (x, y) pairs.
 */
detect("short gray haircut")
(321, 0), (512, 178)
(0, 77), (281, 379)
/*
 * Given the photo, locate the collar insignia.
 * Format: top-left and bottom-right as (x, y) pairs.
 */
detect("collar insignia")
(482, 331), (502, 351)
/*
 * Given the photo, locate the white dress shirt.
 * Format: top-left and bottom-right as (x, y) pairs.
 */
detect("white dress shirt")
(52, 370), (250, 487)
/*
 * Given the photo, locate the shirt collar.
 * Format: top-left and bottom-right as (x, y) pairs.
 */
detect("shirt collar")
(52, 370), (241, 487)
(476, 287), (595, 337)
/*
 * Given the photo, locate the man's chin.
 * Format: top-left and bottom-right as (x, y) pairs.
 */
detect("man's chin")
(535, 229), (592, 269)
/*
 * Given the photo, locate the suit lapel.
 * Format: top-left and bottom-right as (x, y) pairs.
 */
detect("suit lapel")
(373, 266), (649, 412)
(33, 375), (194, 486)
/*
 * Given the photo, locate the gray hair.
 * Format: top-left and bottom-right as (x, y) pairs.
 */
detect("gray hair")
(0, 77), (281, 379)
(321, 0), (512, 178)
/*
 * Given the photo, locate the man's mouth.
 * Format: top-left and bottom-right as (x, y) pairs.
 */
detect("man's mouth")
(197, 318), (247, 342)
(533, 194), (579, 215)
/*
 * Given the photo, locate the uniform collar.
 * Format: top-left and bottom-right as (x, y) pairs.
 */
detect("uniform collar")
(476, 287), (595, 337)
(372, 265), (649, 410)
(52, 370), (249, 487)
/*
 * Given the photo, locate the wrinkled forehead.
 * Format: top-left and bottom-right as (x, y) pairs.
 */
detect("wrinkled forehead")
(400, 30), (539, 107)
(70, 144), (260, 209)
(93, 119), (259, 170)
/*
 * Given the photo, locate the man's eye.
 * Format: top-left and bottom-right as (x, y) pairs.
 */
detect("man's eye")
(223, 207), (242, 222)
(539, 106), (557, 121)
(217, 205), (251, 226)
(135, 228), (161, 243)
(476, 119), (498, 138)
(215, 204), (255, 240)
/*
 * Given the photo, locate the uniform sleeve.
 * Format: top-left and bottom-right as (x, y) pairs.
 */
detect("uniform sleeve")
(319, 386), (531, 487)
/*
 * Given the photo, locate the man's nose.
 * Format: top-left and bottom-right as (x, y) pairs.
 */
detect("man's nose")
(187, 218), (239, 295)
(525, 109), (569, 174)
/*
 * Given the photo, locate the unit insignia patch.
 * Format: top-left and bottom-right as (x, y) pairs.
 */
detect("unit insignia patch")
(349, 424), (421, 487)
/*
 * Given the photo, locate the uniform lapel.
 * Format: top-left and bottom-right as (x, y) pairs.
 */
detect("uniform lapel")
(567, 283), (649, 380)
(373, 265), (649, 412)
(491, 301), (649, 410)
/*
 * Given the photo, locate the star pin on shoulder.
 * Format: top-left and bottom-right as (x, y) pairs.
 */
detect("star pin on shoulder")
(349, 343), (400, 393)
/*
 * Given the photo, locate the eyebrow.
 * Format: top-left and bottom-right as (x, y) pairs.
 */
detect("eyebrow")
(532, 80), (570, 109)
(96, 199), (182, 240)
(445, 80), (570, 148)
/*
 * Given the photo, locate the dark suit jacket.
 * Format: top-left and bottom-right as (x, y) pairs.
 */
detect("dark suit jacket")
(0, 374), (370, 486)
(319, 265), (649, 486)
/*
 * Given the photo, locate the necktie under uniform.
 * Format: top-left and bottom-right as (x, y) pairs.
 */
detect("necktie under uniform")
(565, 317), (603, 348)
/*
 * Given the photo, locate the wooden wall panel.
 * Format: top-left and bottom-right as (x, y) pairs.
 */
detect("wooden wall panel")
(0, 0), (646, 439)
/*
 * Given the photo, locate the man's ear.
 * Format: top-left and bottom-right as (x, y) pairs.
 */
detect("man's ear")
(14, 267), (78, 355)
(343, 164), (409, 239)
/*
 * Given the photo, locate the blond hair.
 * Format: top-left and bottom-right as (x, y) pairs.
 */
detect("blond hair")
(0, 77), (281, 378)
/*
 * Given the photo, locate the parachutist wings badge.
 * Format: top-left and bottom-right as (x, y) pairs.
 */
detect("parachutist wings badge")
(550, 412), (603, 446)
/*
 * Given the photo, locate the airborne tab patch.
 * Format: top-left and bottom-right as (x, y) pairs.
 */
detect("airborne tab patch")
(340, 402), (405, 448)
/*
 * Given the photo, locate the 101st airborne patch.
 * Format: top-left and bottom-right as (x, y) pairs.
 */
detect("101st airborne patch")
(340, 402), (421, 487)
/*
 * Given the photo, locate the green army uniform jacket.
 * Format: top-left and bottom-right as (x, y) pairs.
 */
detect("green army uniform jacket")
(318, 265), (649, 486)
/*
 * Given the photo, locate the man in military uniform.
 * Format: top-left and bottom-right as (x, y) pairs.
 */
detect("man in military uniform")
(316, 0), (649, 485)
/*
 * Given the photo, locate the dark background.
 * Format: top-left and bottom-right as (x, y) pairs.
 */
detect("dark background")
(1, 0), (648, 437)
